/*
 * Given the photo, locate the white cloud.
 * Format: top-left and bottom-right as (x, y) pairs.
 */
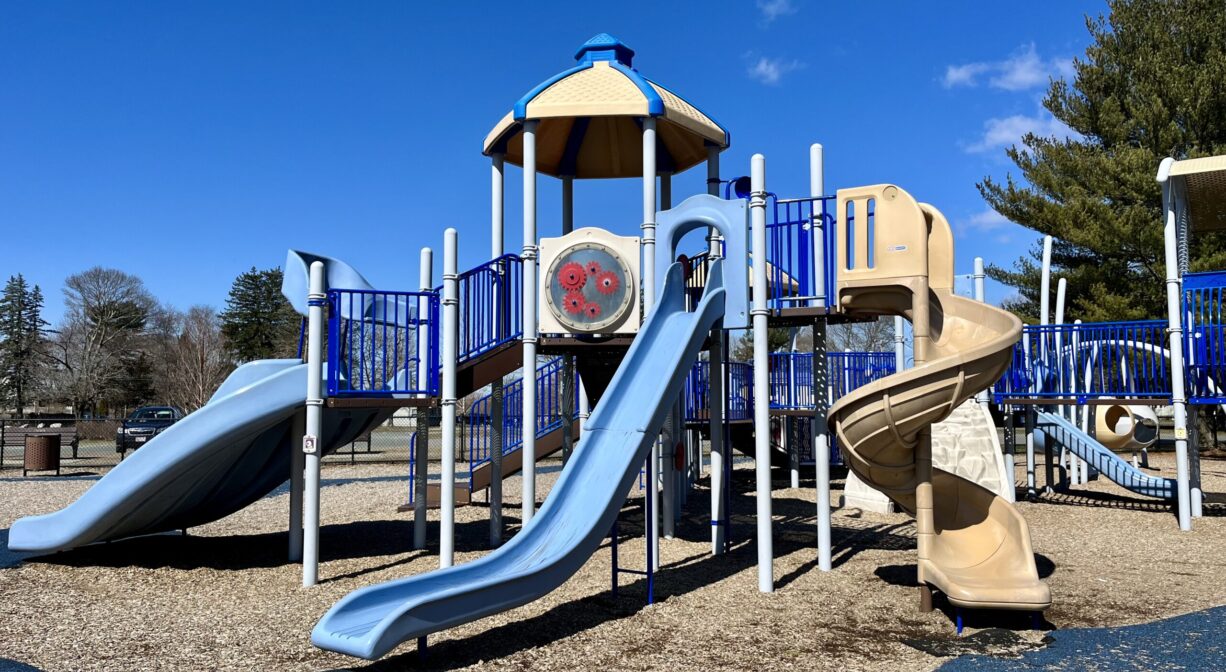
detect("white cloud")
(964, 111), (1074, 153)
(747, 56), (805, 85)
(943, 43), (1070, 91)
(966, 208), (1011, 231)
(756, 0), (798, 23)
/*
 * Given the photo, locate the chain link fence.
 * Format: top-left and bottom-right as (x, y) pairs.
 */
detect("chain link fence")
(0, 411), (463, 473)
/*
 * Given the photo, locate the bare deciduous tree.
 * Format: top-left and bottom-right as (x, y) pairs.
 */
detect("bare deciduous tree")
(153, 306), (233, 412)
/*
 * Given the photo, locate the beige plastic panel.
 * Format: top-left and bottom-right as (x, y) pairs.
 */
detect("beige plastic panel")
(835, 185), (929, 305)
(538, 228), (641, 336)
(920, 203), (955, 292)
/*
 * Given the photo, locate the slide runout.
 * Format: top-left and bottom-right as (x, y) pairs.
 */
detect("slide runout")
(9, 361), (392, 553)
(312, 261), (726, 660)
(828, 186), (1049, 612)
(1035, 410), (1174, 500)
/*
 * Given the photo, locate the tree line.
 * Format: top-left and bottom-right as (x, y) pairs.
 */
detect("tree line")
(0, 267), (300, 418)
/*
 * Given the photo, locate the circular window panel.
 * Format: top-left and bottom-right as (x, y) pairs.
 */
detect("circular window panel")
(545, 242), (635, 333)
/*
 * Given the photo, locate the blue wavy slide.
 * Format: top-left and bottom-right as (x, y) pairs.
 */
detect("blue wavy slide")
(1035, 410), (1174, 500)
(311, 261), (726, 660)
(8, 251), (405, 553)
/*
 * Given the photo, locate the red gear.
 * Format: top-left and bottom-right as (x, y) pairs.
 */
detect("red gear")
(584, 303), (602, 319)
(594, 270), (620, 295)
(558, 262), (586, 291)
(562, 290), (585, 315)
(585, 260), (603, 277)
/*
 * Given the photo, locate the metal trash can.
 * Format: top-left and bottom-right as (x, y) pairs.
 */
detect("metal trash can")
(24, 434), (61, 476)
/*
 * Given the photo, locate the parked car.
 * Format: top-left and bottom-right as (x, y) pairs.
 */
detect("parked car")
(116, 406), (185, 454)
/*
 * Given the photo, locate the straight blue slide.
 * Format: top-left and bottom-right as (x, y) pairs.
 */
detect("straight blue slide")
(8, 250), (404, 554)
(1035, 410), (1175, 500)
(311, 260), (726, 660)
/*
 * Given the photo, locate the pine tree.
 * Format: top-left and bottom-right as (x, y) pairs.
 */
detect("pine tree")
(220, 267), (301, 362)
(0, 274), (47, 417)
(983, 0), (1226, 322)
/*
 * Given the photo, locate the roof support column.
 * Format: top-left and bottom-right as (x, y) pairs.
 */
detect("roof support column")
(489, 152), (505, 548)
(561, 175), (576, 464)
(1158, 159), (1192, 531)
(707, 145), (722, 258)
(751, 154), (774, 593)
(522, 120), (540, 526)
(641, 116), (660, 571)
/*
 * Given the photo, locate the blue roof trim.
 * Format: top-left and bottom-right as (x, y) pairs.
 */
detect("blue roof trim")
(575, 33), (635, 66)
(646, 77), (731, 147)
(558, 117), (591, 177)
(513, 62), (593, 121)
(609, 62), (664, 116)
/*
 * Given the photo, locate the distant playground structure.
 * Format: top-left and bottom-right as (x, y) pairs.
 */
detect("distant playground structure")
(8, 35), (1226, 662)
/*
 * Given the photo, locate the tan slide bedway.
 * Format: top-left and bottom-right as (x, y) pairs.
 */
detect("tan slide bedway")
(828, 184), (1051, 613)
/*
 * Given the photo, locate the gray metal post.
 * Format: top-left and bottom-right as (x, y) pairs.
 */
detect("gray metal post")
(289, 409), (305, 562)
(894, 316), (905, 370)
(1158, 158), (1192, 530)
(414, 248), (432, 550)
(561, 175), (575, 464)
(750, 154), (773, 592)
(522, 120), (539, 525)
(709, 326), (726, 555)
(439, 229), (458, 567)
(973, 258), (989, 410)
(642, 117), (660, 568)
(490, 153), (505, 548)
(810, 142), (831, 572)
(706, 145), (721, 255)
(302, 261), (325, 587)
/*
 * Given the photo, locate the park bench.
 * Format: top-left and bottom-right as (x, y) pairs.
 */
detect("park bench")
(0, 422), (80, 472)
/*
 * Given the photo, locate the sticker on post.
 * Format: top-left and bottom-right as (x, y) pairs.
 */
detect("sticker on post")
(302, 435), (318, 455)
(1174, 427), (1188, 440)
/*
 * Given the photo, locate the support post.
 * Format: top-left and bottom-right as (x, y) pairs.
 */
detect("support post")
(490, 153), (505, 548)
(973, 258), (989, 410)
(1158, 159), (1192, 530)
(912, 273), (934, 610)
(1025, 406), (1037, 501)
(810, 143), (831, 572)
(894, 316), (906, 370)
(288, 409), (305, 562)
(302, 261), (325, 587)
(706, 144), (721, 253)
(522, 120), (539, 525)
(709, 324), (726, 555)
(660, 171), (676, 537)
(414, 248), (433, 550)
(561, 175), (575, 465)
(440, 228), (458, 568)
(750, 154), (774, 593)
(642, 117), (659, 568)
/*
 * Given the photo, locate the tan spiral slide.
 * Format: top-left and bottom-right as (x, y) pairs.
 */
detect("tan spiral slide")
(828, 185), (1051, 612)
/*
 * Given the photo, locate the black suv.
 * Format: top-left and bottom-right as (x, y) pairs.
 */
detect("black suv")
(116, 406), (184, 454)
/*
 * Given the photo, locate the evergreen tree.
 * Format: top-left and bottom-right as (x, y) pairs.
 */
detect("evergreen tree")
(983, 0), (1226, 322)
(0, 274), (47, 416)
(220, 267), (301, 362)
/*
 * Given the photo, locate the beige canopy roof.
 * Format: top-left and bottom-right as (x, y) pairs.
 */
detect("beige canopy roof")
(1169, 155), (1226, 232)
(482, 34), (729, 179)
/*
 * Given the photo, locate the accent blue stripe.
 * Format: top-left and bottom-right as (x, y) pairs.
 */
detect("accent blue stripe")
(558, 116), (591, 177)
(513, 62), (593, 121)
(609, 61), (665, 116)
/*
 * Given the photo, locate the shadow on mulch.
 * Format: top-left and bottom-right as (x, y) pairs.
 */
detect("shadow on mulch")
(20, 517), (502, 572)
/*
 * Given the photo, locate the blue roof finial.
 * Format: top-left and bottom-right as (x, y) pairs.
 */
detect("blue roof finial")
(574, 33), (635, 67)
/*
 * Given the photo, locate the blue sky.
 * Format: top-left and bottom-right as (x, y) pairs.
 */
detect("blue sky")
(1, 1), (1104, 324)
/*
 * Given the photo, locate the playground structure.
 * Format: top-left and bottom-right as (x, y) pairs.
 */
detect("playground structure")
(9, 33), (1226, 664)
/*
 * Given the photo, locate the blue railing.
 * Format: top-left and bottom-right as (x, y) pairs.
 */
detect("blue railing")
(768, 352), (895, 409)
(464, 357), (577, 489)
(767, 196), (836, 310)
(454, 254), (523, 364)
(327, 288), (440, 397)
(994, 320), (1171, 402)
(1183, 271), (1226, 403)
(683, 360), (753, 422)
